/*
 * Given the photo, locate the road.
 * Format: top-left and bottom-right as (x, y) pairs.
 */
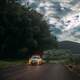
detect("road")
(0, 64), (80, 80)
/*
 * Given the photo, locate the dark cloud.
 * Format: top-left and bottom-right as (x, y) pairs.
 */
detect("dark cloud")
(50, 27), (62, 35)
(70, 0), (80, 5)
(74, 27), (80, 32)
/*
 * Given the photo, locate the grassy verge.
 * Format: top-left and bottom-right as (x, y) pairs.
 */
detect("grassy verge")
(0, 59), (27, 69)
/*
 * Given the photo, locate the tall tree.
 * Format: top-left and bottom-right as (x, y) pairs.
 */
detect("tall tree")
(0, 0), (58, 58)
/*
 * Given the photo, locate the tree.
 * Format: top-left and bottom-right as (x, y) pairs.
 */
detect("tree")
(0, 0), (58, 58)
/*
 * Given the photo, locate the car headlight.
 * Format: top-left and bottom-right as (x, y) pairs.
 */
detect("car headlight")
(29, 59), (31, 63)
(38, 59), (42, 62)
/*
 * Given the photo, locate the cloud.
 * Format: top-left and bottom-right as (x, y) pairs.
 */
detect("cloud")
(70, 0), (80, 5)
(22, 0), (80, 43)
(57, 30), (80, 43)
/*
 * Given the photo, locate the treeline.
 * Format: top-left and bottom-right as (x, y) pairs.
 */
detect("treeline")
(0, 0), (58, 58)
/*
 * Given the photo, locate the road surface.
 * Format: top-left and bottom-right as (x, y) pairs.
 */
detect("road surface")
(0, 64), (80, 80)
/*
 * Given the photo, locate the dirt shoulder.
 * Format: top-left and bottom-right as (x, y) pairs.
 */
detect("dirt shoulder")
(65, 64), (80, 76)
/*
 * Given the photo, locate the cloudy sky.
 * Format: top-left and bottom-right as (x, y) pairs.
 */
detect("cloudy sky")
(22, 0), (80, 43)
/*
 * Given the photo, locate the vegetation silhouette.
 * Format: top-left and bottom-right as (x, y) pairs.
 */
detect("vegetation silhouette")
(0, 0), (58, 59)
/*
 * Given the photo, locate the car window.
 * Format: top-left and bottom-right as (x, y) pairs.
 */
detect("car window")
(31, 56), (40, 59)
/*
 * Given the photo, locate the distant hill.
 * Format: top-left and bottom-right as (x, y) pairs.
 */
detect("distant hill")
(58, 41), (80, 54)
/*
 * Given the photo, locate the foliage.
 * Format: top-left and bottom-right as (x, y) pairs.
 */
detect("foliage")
(71, 55), (80, 64)
(43, 49), (72, 63)
(0, 0), (58, 58)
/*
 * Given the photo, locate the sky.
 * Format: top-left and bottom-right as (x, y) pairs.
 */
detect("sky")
(21, 0), (80, 43)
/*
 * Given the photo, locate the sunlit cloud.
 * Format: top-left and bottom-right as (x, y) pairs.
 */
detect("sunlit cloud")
(22, 0), (80, 43)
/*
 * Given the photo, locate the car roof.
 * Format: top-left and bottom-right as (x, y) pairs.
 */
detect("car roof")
(31, 55), (40, 58)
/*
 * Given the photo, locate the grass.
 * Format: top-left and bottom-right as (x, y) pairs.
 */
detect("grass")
(0, 59), (27, 69)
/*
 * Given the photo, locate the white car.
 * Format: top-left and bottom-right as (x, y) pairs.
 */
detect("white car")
(28, 55), (45, 65)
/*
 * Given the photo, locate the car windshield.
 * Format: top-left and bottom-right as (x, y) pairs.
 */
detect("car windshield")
(31, 56), (40, 59)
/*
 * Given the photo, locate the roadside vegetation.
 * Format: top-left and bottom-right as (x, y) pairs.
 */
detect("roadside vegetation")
(65, 55), (80, 76)
(0, 59), (27, 69)
(42, 49), (72, 63)
(0, 0), (58, 68)
(0, 0), (58, 59)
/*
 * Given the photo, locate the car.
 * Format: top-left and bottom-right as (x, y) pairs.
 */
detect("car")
(28, 55), (45, 65)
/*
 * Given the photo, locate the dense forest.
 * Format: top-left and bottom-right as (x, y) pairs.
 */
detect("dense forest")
(0, 0), (58, 58)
